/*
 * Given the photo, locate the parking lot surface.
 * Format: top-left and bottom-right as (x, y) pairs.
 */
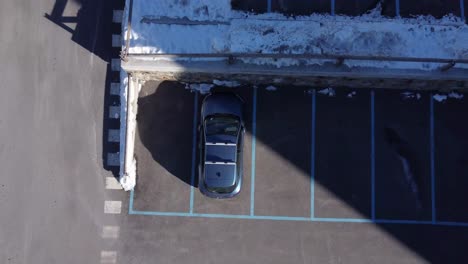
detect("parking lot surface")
(434, 97), (468, 222)
(315, 88), (371, 219)
(129, 81), (468, 263)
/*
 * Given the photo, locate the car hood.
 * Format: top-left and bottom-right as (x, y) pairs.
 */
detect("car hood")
(202, 93), (243, 120)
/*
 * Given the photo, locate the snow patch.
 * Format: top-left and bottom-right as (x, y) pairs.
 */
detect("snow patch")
(118, 70), (138, 191)
(401, 91), (421, 100)
(318, 87), (336, 97)
(265, 85), (277, 91)
(132, 0), (232, 22)
(347, 91), (357, 98)
(433, 92), (464, 102)
(186, 83), (214, 94)
(212, 80), (241, 87)
(433, 94), (447, 102)
(448, 91), (464, 99)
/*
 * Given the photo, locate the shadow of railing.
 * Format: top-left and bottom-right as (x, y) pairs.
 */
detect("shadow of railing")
(45, 0), (115, 63)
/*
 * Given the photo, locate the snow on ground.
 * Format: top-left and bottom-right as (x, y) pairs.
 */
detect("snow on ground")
(318, 87), (336, 97)
(401, 91), (421, 100)
(125, 0), (468, 70)
(433, 92), (464, 102)
(128, 24), (229, 54)
(186, 83), (214, 94)
(433, 94), (448, 102)
(448, 91), (464, 99)
(347, 91), (357, 98)
(132, 0), (232, 22)
(212, 80), (241, 87)
(265, 85), (277, 91)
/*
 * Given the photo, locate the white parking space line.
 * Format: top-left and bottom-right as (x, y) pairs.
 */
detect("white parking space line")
(109, 106), (120, 119)
(112, 10), (123, 23)
(101, 226), (120, 239)
(105, 177), (123, 190)
(100, 251), (117, 263)
(107, 153), (120, 167)
(110, 83), (120, 96)
(112, 34), (121, 48)
(111, 59), (120, 71)
(104, 201), (122, 214)
(108, 129), (120, 142)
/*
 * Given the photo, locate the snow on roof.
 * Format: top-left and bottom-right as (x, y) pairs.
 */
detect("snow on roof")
(123, 0), (468, 70)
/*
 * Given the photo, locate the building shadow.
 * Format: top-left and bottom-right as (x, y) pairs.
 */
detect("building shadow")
(45, 0), (124, 177)
(44, 0), (116, 62)
(136, 82), (195, 186)
(137, 79), (468, 263)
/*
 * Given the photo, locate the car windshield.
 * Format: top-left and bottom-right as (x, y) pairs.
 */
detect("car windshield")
(205, 116), (239, 137)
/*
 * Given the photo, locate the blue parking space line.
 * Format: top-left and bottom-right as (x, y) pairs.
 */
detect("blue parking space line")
(430, 94), (436, 223)
(129, 188), (135, 214)
(189, 92), (199, 214)
(250, 215), (311, 221)
(436, 221), (468, 227)
(130, 210), (192, 217)
(461, 0), (465, 21)
(250, 87), (258, 216)
(267, 0), (271, 12)
(331, 0), (335, 16)
(395, 0), (400, 17)
(314, 217), (372, 223)
(128, 209), (468, 227)
(376, 219), (433, 225)
(310, 89), (316, 219)
(370, 90), (376, 220)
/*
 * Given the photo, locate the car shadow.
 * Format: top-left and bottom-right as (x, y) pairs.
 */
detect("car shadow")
(136, 81), (195, 186)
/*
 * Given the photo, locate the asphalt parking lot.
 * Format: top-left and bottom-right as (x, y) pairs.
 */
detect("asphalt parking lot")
(129, 81), (468, 263)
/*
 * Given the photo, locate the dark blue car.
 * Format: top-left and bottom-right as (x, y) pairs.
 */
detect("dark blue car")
(198, 92), (245, 198)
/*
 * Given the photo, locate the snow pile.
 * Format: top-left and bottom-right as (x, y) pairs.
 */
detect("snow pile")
(401, 91), (421, 100)
(347, 91), (357, 98)
(265, 85), (277, 91)
(186, 83), (214, 94)
(318, 87), (336, 97)
(448, 91), (464, 99)
(433, 94), (448, 102)
(128, 25), (229, 54)
(119, 70), (138, 191)
(132, 0), (231, 22)
(212, 79), (241, 87)
(433, 92), (464, 102)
